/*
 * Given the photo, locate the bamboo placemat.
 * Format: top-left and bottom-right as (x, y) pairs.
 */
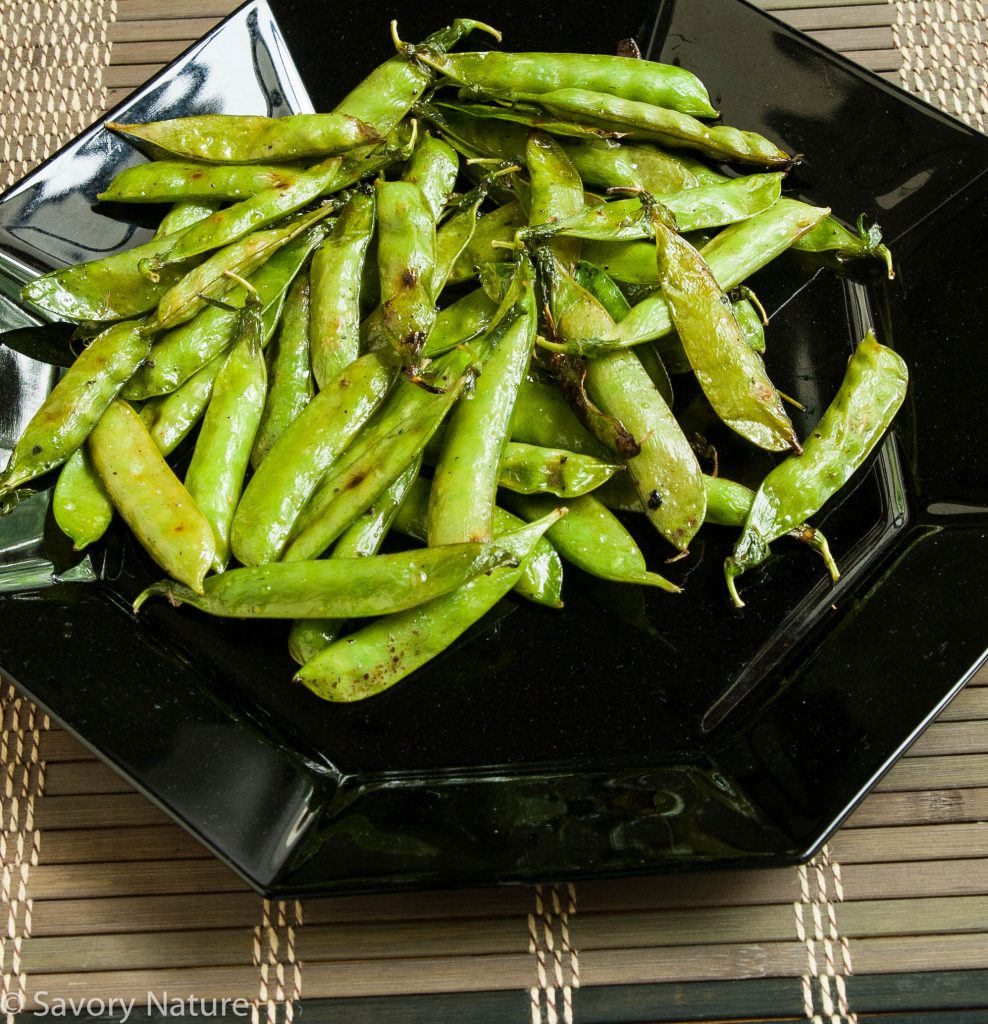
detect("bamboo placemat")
(2, 1), (987, 1021)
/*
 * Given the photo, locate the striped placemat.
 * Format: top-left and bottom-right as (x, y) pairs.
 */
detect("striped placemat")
(2, 1), (987, 1021)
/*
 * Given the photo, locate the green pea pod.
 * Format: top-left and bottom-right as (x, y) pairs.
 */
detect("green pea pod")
(393, 475), (564, 609)
(523, 174), (784, 243)
(20, 228), (201, 323)
(100, 161), (310, 203)
(566, 139), (721, 192)
(434, 194), (485, 294)
(547, 199), (830, 353)
(309, 189), (376, 390)
(545, 254), (706, 551)
(285, 365), (473, 562)
(0, 320), (150, 504)
(429, 259), (535, 545)
(652, 208), (799, 453)
(511, 375), (611, 459)
(154, 200), (222, 239)
(431, 99), (627, 143)
(417, 51), (717, 118)
(402, 132), (459, 220)
(376, 179), (438, 382)
(147, 204), (336, 333)
(522, 89), (790, 167)
(184, 297), (267, 570)
(295, 507), (565, 703)
(136, 537), (516, 619)
(445, 201), (527, 286)
(726, 332), (908, 606)
(231, 351), (396, 567)
(792, 215), (894, 279)
(288, 457), (422, 665)
(126, 222), (326, 400)
(732, 292), (767, 355)
(88, 400), (215, 592)
(53, 448), (113, 551)
(498, 442), (622, 496)
(423, 288), (499, 357)
(526, 131), (584, 268)
(503, 491), (678, 592)
(252, 275), (314, 469)
(107, 112), (379, 163)
(338, 19), (500, 137)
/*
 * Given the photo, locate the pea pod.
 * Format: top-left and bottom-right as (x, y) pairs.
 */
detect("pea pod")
(652, 206), (799, 453)
(726, 333), (908, 606)
(545, 254), (706, 550)
(0, 320), (150, 504)
(285, 365), (474, 562)
(126, 222), (327, 399)
(511, 375), (610, 459)
(52, 449), (113, 551)
(288, 458), (422, 665)
(100, 161), (310, 204)
(424, 288), (499, 357)
(445, 200), (526, 286)
(546, 199), (830, 353)
(792, 215), (894, 278)
(140, 353), (225, 455)
(526, 131), (584, 268)
(521, 89), (790, 167)
(135, 538), (516, 619)
(295, 508), (565, 702)
(88, 400), (215, 592)
(146, 204), (335, 333)
(429, 259), (535, 545)
(402, 132), (459, 219)
(523, 174), (784, 243)
(231, 351), (396, 567)
(252, 275), (314, 469)
(498, 442), (622, 497)
(309, 190), (376, 390)
(20, 228), (201, 323)
(107, 112), (379, 163)
(184, 296), (267, 570)
(376, 179), (438, 383)
(503, 492), (678, 592)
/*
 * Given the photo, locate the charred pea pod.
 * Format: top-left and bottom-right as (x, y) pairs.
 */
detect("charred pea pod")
(545, 254), (706, 551)
(428, 259), (536, 545)
(514, 89), (790, 167)
(284, 364), (474, 562)
(294, 508), (565, 703)
(287, 457), (422, 665)
(337, 19), (501, 137)
(231, 351), (397, 567)
(0, 320), (150, 506)
(548, 199), (831, 353)
(184, 291), (267, 571)
(497, 442), (622, 496)
(651, 203), (800, 453)
(726, 332), (908, 606)
(154, 199), (222, 239)
(147, 135), (402, 269)
(20, 227), (202, 323)
(252, 275), (314, 469)
(135, 538), (516, 619)
(99, 161), (311, 204)
(502, 491), (679, 591)
(52, 448), (114, 551)
(309, 190), (376, 391)
(146, 204), (336, 334)
(376, 179), (439, 385)
(522, 173), (784, 243)
(88, 400), (215, 593)
(126, 223), (327, 399)
(107, 111), (380, 163)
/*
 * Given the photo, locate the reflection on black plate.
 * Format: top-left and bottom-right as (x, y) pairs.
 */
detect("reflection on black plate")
(0, 0), (986, 895)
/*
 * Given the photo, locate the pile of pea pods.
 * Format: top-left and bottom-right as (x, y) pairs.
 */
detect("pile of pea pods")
(0, 18), (910, 702)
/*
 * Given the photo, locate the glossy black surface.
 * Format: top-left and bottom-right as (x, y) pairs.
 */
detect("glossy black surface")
(0, 0), (986, 894)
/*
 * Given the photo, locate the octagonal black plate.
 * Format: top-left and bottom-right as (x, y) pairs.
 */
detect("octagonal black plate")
(1, 0), (986, 895)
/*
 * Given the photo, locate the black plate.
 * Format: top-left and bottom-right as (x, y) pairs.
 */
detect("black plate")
(1, 0), (986, 895)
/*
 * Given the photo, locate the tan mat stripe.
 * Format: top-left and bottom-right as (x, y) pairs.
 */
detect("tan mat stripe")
(251, 900), (301, 1024)
(528, 883), (579, 1024)
(894, 0), (988, 130)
